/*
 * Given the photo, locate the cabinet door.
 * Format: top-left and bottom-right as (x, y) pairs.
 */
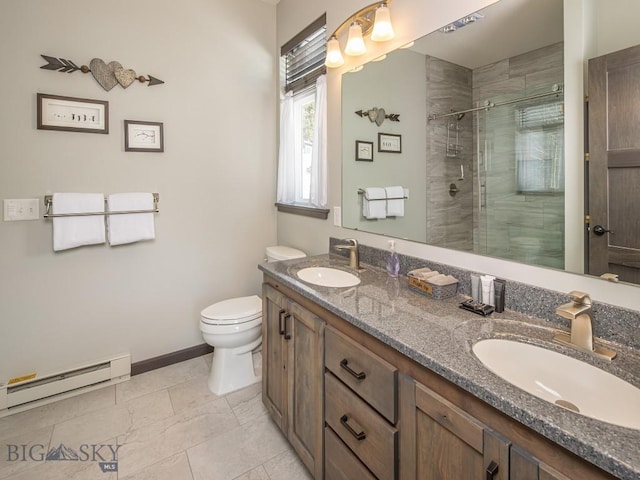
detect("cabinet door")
(511, 445), (572, 480)
(262, 284), (288, 432)
(399, 375), (510, 480)
(287, 300), (325, 479)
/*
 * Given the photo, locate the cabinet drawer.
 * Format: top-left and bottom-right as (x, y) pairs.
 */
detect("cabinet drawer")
(325, 426), (376, 480)
(325, 372), (397, 480)
(325, 326), (398, 423)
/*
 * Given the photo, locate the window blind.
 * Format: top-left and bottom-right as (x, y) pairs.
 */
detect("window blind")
(517, 102), (564, 128)
(281, 14), (326, 93)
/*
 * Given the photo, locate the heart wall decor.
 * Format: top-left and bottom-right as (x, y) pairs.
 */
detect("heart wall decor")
(89, 59), (121, 91)
(40, 54), (165, 90)
(114, 65), (137, 88)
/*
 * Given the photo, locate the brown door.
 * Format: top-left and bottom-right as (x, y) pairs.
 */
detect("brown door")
(262, 284), (288, 431)
(588, 44), (640, 283)
(286, 300), (324, 479)
(399, 375), (510, 480)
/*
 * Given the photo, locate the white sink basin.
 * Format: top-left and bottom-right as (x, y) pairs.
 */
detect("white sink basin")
(473, 339), (640, 429)
(296, 267), (361, 288)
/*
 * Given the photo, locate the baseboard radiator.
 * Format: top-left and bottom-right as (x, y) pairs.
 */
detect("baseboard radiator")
(0, 353), (130, 417)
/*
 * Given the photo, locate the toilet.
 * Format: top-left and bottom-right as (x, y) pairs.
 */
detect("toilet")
(200, 246), (306, 395)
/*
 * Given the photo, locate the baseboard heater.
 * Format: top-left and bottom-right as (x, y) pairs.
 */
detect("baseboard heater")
(0, 353), (130, 417)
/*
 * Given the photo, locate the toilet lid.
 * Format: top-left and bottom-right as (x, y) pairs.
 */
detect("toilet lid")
(201, 295), (262, 324)
(266, 245), (306, 261)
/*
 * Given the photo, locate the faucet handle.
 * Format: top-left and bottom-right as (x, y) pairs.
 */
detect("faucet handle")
(568, 291), (591, 306)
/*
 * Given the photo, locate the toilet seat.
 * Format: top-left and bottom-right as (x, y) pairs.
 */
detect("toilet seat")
(200, 295), (262, 326)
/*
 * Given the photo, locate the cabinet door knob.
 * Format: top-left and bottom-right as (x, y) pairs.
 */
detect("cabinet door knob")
(340, 359), (366, 380)
(340, 414), (367, 440)
(278, 309), (286, 336)
(486, 460), (499, 480)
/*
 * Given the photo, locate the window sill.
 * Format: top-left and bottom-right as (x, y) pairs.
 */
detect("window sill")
(275, 203), (329, 219)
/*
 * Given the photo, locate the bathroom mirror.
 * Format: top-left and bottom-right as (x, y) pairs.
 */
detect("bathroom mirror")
(341, 0), (640, 285)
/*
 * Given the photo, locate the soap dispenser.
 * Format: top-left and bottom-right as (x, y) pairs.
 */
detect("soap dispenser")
(386, 240), (400, 278)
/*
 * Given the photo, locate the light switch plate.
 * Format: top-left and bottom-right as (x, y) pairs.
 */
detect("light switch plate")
(4, 199), (40, 221)
(333, 206), (341, 226)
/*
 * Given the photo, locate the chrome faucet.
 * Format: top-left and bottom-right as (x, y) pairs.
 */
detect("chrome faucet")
(554, 291), (616, 360)
(334, 238), (360, 270)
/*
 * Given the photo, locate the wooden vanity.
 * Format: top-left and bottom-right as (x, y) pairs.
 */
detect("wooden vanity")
(261, 275), (619, 480)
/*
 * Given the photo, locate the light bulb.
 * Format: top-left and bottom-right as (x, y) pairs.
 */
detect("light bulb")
(325, 36), (345, 68)
(371, 4), (395, 42)
(344, 22), (366, 56)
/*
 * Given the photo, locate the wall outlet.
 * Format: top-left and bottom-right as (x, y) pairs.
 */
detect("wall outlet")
(4, 199), (39, 221)
(333, 206), (341, 226)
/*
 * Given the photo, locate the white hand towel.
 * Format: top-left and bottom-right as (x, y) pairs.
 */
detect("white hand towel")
(107, 193), (156, 246)
(385, 186), (405, 217)
(362, 187), (386, 219)
(52, 193), (106, 251)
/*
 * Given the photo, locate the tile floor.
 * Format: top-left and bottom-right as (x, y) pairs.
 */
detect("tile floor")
(0, 354), (313, 480)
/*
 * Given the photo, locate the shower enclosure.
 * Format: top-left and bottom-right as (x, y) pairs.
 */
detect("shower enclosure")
(473, 84), (565, 269)
(425, 41), (565, 270)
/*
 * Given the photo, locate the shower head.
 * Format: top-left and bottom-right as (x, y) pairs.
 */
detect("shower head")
(456, 112), (465, 121)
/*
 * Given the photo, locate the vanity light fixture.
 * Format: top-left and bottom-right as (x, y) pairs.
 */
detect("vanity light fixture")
(325, 0), (395, 68)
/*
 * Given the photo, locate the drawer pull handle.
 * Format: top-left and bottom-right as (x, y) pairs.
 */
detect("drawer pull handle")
(486, 461), (499, 480)
(278, 309), (286, 335)
(284, 313), (292, 340)
(340, 359), (366, 380)
(340, 414), (366, 441)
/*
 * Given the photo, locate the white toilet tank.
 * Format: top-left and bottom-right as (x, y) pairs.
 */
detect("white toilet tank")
(266, 245), (306, 263)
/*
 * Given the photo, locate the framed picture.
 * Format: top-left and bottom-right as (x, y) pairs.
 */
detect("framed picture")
(355, 140), (374, 161)
(124, 120), (164, 152)
(378, 133), (402, 153)
(37, 93), (109, 134)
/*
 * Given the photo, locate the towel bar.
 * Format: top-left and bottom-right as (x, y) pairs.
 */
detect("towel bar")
(357, 188), (407, 201)
(43, 193), (159, 218)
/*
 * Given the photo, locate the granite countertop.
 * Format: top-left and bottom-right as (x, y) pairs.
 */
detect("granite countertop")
(259, 254), (640, 480)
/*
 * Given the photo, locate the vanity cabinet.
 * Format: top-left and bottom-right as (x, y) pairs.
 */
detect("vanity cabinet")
(262, 284), (324, 479)
(261, 276), (618, 480)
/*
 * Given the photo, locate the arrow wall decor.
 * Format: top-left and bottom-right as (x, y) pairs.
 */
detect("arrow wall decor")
(355, 107), (400, 126)
(40, 55), (165, 91)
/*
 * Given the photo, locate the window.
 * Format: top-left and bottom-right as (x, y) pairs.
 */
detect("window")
(277, 15), (329, 218)
(515, 101), (564, 194)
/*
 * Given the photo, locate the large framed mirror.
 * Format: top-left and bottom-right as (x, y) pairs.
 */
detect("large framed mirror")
(341, 0), (640, 285)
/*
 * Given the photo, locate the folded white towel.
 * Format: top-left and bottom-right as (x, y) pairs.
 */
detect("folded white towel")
(362, 187), (386, 219)
(107, 193), (156, 246)
(385, 186), (405, 217)
(52, 193), (106, 251)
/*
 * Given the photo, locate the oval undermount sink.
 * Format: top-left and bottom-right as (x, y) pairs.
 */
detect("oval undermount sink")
(296, 267), (361, 288)
(473, 339), (640, 429)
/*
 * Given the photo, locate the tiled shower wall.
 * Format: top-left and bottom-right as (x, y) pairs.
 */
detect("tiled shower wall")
(425, 56), (474, 251)
(424, 42), (565, 269)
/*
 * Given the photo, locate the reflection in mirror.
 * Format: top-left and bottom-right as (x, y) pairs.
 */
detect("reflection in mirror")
(342, 0), (566, 270)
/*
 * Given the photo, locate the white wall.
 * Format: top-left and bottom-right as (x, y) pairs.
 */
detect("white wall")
(275, 0), (640, 311)
(0, 0), (277, 380)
